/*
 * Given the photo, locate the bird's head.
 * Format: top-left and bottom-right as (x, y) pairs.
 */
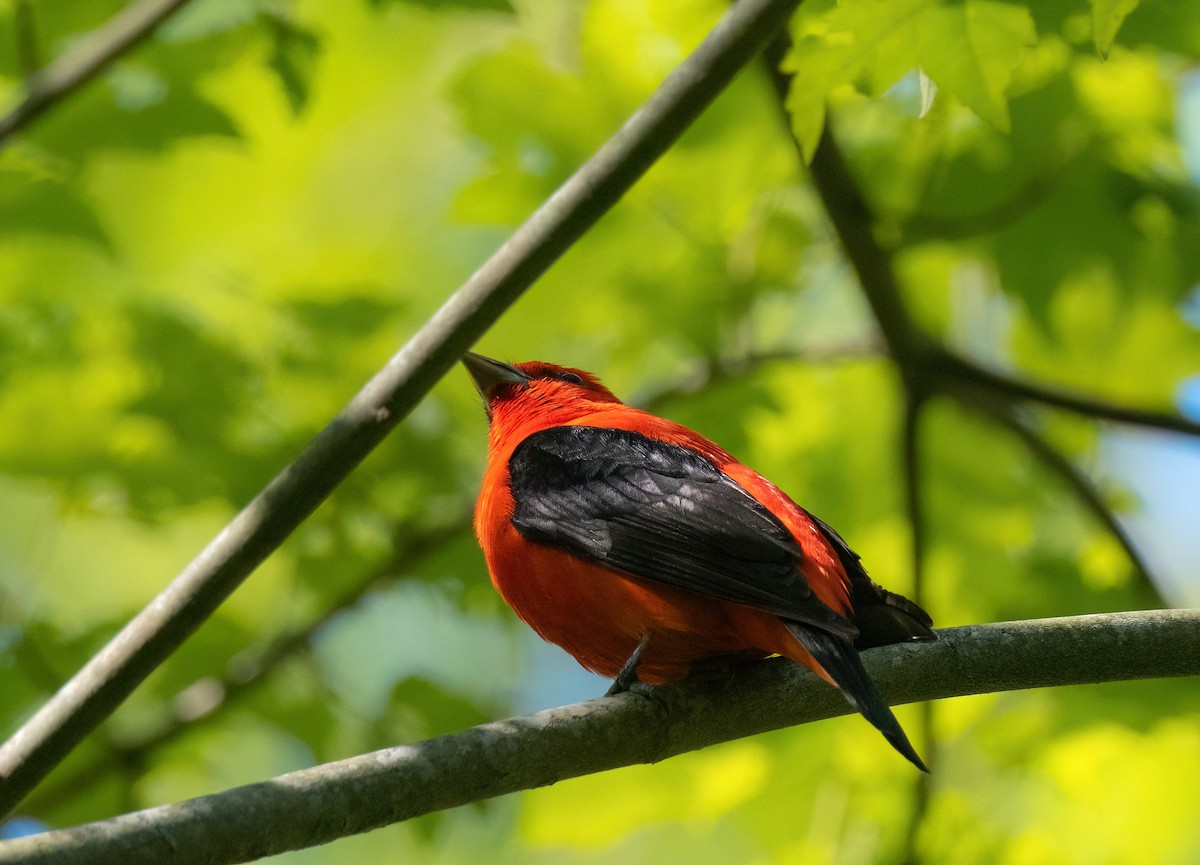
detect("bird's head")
(462, 352), (623, 436)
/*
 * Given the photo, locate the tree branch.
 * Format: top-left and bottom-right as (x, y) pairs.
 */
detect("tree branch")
(0, 0), (805, 819)
(932, 352), (1200, 438)
(760, 42), (1200, 443)
(1, 610), (1196, 865)
(0, 0), (198, 146)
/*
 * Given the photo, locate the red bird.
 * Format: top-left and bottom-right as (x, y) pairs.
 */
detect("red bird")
(464, 352), (934, 769)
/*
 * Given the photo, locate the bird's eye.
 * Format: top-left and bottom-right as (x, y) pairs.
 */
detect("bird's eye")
(554, 372), (585, 385)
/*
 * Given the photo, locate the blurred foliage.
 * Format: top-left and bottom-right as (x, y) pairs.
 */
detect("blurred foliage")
(0, 0), (1198, 862)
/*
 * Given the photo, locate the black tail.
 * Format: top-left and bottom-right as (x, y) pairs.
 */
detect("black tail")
(851, 584), (936, 649)
(785, 622), (928, 772)
(807, 512), (935, 649)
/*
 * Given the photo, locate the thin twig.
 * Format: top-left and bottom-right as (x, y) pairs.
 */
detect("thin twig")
(0, 0), (805, 819)
(637, 341), (883, 412)
(898, 154), (1074, 244)
(978, 403), (1163, 603)
(2, 610), (1198, 865)
(901, 174), (1052, 242)
(902, 394), (928, 601)
(933, 352), (1200, 438)
(0, 0), (198, 146)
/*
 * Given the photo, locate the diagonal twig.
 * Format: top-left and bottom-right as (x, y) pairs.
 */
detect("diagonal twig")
(0, 0), (806, 819)
(18, 514), (472, 817)
(0, 0), (198, 146)
(978, 403), (1162, 603)
(2, 610), (1198, 865)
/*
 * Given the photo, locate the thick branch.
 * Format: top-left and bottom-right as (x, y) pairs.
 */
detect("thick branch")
(1, 610), (1196, 865)
(0, 0), (804, 819)
(0, 0), (197, 146)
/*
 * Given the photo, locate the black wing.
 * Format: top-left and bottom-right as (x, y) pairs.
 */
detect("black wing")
(808, 513), (935, 648)
(508, 426), (856, 639)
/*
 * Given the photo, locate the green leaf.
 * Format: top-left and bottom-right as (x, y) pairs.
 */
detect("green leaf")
(262, 13), (323, 115)
(0, 168), (110, 248)
(126, 302), (257, 446)
(918, 0), (1038, 131)
(28, 72), (240, 159)
(1091, 0), (1142, 58)
(785, 0), (1036, 157)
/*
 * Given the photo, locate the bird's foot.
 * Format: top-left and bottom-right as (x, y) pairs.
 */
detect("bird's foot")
(604, 633), (651, 696)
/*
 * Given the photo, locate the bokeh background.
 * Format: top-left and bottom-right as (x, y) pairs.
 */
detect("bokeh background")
(1, 0), (1199, 861)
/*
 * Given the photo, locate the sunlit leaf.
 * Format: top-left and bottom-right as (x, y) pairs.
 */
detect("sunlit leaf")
(918, 0), (1038, 131)
(1090, 0), (1141, 58)
(785, 0), (1036, 158)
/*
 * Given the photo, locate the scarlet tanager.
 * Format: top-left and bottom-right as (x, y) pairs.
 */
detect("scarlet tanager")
(464, 352), (935, 770)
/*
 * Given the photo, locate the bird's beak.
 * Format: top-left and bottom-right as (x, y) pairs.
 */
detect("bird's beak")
(462, 352), (531, 402)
